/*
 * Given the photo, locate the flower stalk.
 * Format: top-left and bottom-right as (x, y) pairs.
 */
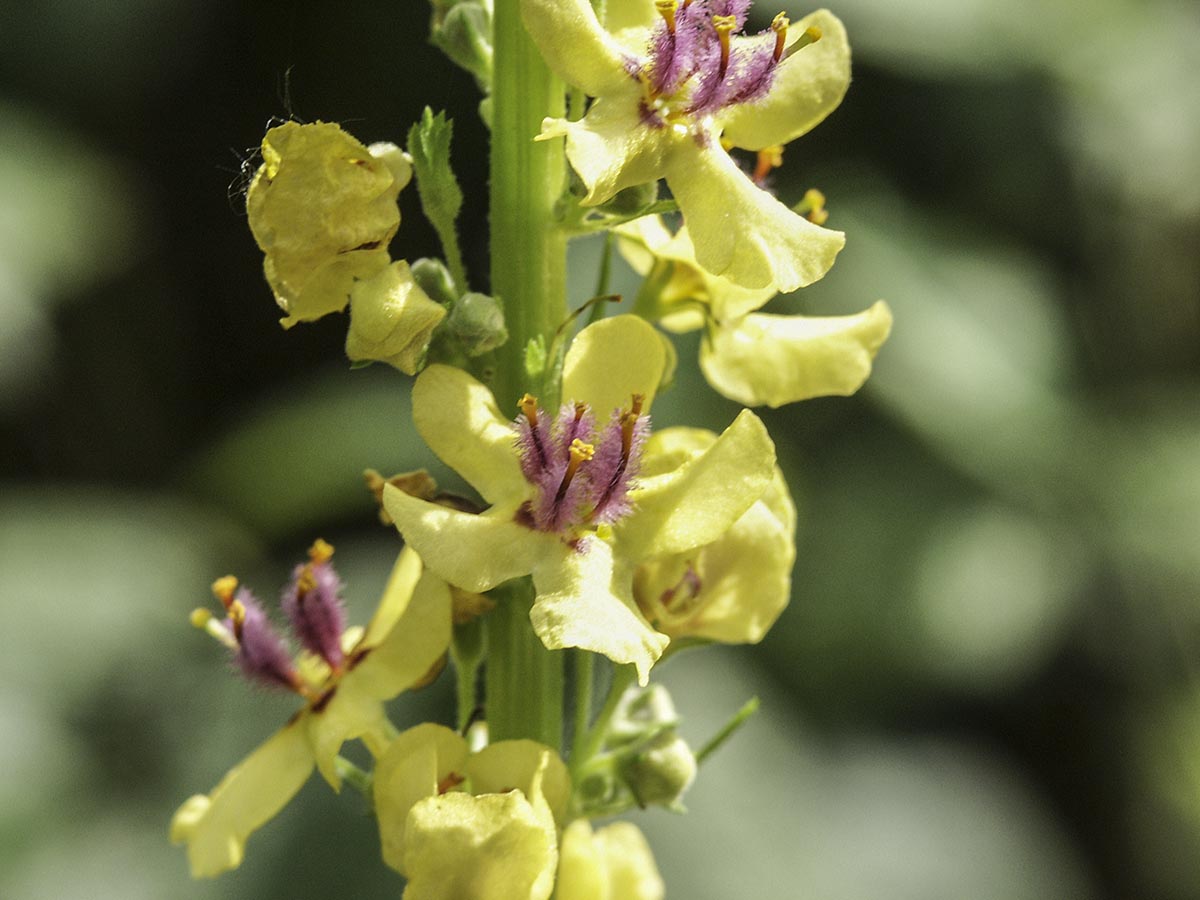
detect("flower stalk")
(482, 0), (570, 748)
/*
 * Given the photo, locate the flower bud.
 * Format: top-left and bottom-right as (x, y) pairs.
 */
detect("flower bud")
(609, 683), (680, 746)
(598, 180), (660, 217)
(446, 292), (508, 357)
(618, 731), (697, 811)
(345, 261), (447, 374)
(410, 256), (458, 305)
(431, 1), (494, 89)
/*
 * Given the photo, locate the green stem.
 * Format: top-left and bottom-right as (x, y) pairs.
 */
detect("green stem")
(485, 579), (563, 745)
(570, 663), (635, 777)
(695, 696), (760, 765)
(482, 0), (568, 749)
(334, 755), (373, 797)
(571, 649), (595, 751)
(490, 0), (567, 409)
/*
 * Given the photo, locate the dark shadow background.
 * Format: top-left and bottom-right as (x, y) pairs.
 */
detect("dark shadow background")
(2, 1), (1199, 898)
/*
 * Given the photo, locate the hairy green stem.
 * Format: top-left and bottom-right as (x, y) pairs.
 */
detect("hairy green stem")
(570, 663), (635, 777)
(571, 649), (595, 751)
(482, 0), (568, 749)
(490, 0), (567, 409)
(485, 579), (563, 745)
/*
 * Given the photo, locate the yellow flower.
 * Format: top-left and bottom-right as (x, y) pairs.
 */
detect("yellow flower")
(372, 723), (570, 899)
(382, 315), (777, 683)
(247, 121), (412, 327)
(169, 548), (451, 878)
(523, 0), (852, 292)
(619, 215), (893, 407)
(556, 819), (665, 900)
(633, 426), (796, 643)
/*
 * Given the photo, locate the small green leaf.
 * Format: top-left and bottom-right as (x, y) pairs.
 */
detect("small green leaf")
(407, 108), (468, 293)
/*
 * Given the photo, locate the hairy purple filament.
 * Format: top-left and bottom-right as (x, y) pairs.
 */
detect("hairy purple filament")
(281, 548), (347, 671)
(515, 394), (649, 534)
(639, 0), (785, 127)
(228, 588), (301, 691)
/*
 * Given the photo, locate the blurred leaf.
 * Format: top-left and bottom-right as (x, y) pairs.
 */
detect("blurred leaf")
(183, 365), (463, 538)
(649, 649), (1095, 900)
(913, 503), (1089, 690)
(0, 485), (258, 699)
(800, 188), (1089, 501)
(0, 103), (141, 407)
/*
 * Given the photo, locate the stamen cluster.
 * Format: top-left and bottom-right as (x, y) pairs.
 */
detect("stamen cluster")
(204, 540), (348, 694)
(514, 393), (649, 534)
(638, 0), (804, 126)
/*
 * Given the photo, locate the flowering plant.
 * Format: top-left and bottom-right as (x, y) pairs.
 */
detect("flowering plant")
(171, 0), (890, 895)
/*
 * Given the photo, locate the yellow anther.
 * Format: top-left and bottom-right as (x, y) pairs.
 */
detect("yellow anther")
(296, 566), (317, 594)
(619, 393), (646, 459)
(781, 24), (822, 62)
(752, 145), (785, 185)
(228, 598), (247, 637)
(655, 0), (678, 35)
(192, 607), (238, 649)
(308, 538), (334, 564)
(712, 15), (736, 80)
(798, 188), (828, 225)
(569, 439), (596, 463)
(519, 393), (540, 427)
(211, 575), (238, 608)
(771, 12), (789, 61)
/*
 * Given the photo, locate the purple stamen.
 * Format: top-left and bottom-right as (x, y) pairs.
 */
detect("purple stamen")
(516, 394), (552, 481)
(229, 588), (299, 691)
(588, 404), (649, 525)
(281, 544), (347, 670)
(512, 394), (648, 534)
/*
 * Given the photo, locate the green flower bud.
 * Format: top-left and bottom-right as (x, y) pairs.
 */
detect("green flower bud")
(410, 257), (458, 306)
(618, 731), (697, 811)
(609, 683), (680, 746)
(598, 180), (660, 217)
(345, 261), (446, 374)
(431, 1), (494, 89)
(446, 292), (508, 357)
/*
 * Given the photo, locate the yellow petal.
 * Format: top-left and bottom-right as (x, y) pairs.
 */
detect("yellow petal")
(358, 546), (423, 651)
(562, 315), (667, 415)
(699, 301), (894, 407)
(349, 568), (452, 702)
(169, 721), (314, 878)
(530, 538), (668, 686)
(382, 489), (549, 592)
(306, 678), (388, 789)
(412, 364), (528, 505)
(467, 740), (572, 826)
(345, 261), (446, 374)
(539, 92), (668, 207)
(664, 144), (844, 293)
(519, 0), (634, 97)
(557, 819), (665, 900)
(402, 791), (557, 900)
(718, 10), (852, 152)
(636, 465), (797, 644)
(373, 722), (470, 875)
(618, 409), (775, 560)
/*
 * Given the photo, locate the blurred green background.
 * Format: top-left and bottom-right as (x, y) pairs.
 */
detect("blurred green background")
(2, 0), (1198, 897)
